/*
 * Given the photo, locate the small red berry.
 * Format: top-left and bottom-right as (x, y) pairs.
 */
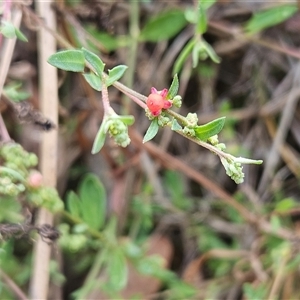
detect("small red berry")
(147, 94), (164, 116)
(146, 87), (172, 116)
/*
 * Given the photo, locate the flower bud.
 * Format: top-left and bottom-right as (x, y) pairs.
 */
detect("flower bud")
(27, 171), (43, 188)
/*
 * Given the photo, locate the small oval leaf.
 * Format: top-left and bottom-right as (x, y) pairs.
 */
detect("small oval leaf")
(0, 21), (16, 38)
(92, 121), (107, 154)
(245, 5), (298, 34)
(194, 117), (226, 141)
(167, 74), (179, 99)
(106, 65), (128, 86)
(203, 40), (221, 64)
(140, 9), (187, 42)
(48, 50), (85, 72)
(66, 191), (81, 218)
(143, 118), (159, 143)
(83, 73), (102, 91)
(107, 249), (128, 291)
(82, 47), (105, 76)
(171, 119), (182, 131)
(79, 174), (107, 230)
(14, 27), (28, 42)
(117, 115), (135, 125)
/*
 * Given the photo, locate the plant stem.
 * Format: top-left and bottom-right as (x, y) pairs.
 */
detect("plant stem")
(100, 77), (113, 115)
(0, 270), (28, 300)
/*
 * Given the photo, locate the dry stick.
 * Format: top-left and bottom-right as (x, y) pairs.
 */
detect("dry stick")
(267, 250), (290, 300)
(258, 64), (300, 194)
(208, 20), (300, 60)
(0, 8), (22, 98)
(0, 270), (28, 300)
(29, 1), (58, 299)
(0, 113), (11, 142)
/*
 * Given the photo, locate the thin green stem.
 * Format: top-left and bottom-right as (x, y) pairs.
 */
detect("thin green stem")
(101, 76), (116, 116)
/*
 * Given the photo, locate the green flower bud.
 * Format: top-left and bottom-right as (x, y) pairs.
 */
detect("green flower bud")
(220, 157), (244, 184)
(186, 113), (198, 127)
(172, 95), (182, 108)
(208, 135), (219, 145)
(5, 184), (20, 196)
(216, 143), (226, 151)
(183, 127), (195, 137)
(158, 116), (170, 126)
(27, 153), (38, 167)
(67, 234), (88, 253)
(16, 183), (25, 192)
(0, 177), (12, 185)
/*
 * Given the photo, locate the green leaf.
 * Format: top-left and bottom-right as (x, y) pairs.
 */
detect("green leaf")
(106, 65), (128, 86)
(92, 121), (107, 154)
(140, 9), (187, 42)
(274, 197), (297, 212)
(270, 215), (282, 231)
(203, 40), (221, 63)
(192, 41), (202, 68)
(3, 83), (30, 102)
(173, 39), (196, 74)
(83, 73), (102, 91)
(169, 280), (197, 299)
(82, 47), (105, 76)
(85, 25), (129, 51)
(14, 27), (28, 42)
(143, 118), (159, 143)
(245, 5), (298, 34)
(201, 0), (217, 10)
(66, 191), (81, 218)
(107, 249), (128, 291)
(117, 115), (135, 125)
(194, 117), (226, 141)
(0, 21), (16, 38)
(0, 197), (23, 223)
(167, 74), (179, 99)
(79, 174), (107, 230)
(47, 50), (85, 72)
(185, 8), (198, 24)
(171, 119), (182, 131)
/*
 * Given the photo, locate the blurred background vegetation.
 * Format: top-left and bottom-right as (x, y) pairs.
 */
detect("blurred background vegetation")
(1, 0), (300, 299)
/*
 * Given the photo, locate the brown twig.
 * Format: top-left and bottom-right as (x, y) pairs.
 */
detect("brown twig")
(0, 270), (28, 300)
(209, 20), (300, 60)
(0, 113), (11, 142)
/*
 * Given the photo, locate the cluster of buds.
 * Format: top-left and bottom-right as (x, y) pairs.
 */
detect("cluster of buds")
(0, 175), (25, 196)
(220, 157), (244, 184)
(107, 118), (131, 148)
(0, 142), (64, 211)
